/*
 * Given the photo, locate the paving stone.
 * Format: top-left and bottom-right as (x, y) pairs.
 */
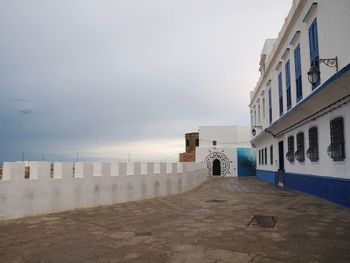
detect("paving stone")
(0, 177), (349, 262)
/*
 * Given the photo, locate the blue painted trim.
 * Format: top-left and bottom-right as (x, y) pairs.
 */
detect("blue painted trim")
(256, 170), (278, 185)
(285, 172), (350, 208)
(252, 63), (350, 143)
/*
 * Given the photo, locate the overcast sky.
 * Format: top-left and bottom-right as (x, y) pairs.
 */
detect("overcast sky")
(0, 0), (292, 162)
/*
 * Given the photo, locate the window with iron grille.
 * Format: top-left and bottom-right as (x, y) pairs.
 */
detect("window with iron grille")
(295, 132), (305, 162)
(327, 117), (345, 161)
(270, 145), (273, 165)
(286, 136), (294, 162)
(265, 147), (267, 165)
(307, 127), (319, 161)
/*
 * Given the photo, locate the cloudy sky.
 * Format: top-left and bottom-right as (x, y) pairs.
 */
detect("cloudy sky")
(0, 0), (292, 162)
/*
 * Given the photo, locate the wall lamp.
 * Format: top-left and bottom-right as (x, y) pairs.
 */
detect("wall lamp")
(251, 125), (262, 137)
(307, 57), (338, 85)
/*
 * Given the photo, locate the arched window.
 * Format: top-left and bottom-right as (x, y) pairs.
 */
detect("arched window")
(328, 117), (345, 161)
(295, 132), (305, 162)
(286, 136), (295, 162)
(307, 127), (319, 161)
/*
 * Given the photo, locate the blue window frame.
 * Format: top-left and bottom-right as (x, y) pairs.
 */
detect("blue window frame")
(268, 88), (272, 124)
(294, 44), (303, 102)
(285, 60), (292, 110)
(278, 72), (283, 116)
(309, 18), (320, 89)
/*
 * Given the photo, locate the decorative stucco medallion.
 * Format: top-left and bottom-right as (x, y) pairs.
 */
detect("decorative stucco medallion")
(204, 152), (230, 176)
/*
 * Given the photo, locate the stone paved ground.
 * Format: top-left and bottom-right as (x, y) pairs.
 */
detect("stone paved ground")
(0, 177), (350, 263)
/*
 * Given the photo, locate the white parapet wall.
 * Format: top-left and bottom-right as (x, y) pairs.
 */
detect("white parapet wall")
(0, 161), (207, 220)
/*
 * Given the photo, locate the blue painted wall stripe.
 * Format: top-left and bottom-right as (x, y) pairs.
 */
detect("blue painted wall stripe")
(285, 172), (350, 208)
(256, 170), (278, 185)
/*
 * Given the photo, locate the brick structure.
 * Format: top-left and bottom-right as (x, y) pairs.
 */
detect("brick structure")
(179, 132), (199, 162)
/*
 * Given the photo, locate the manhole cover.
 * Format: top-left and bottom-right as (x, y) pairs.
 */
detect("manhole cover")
(206, 199), (227, 203)
(135, 232), (152, 236)
(248, 215), (277, 228)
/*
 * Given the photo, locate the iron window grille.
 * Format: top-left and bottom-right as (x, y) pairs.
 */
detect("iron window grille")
(307, 127), (319, 161)
(286, 136), (295, 162)
(327, 117), (345, 161)
(295, 132), (305, 162)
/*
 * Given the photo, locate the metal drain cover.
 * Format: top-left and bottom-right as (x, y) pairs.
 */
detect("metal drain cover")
(206, 199), (227, 203)
(248, 215), (277, 228)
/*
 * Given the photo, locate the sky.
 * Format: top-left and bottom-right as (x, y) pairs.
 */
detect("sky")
(0, 0), (293, 162)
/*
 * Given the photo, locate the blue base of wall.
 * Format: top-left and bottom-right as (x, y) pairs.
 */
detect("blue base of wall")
(285, 172), (350, 208)
(256, 170), (278, 185)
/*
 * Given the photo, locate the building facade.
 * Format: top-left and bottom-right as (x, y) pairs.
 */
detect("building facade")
(179, 132), (199, 162)
(249, 0), (350, 207)
(195, 126), (255, 177)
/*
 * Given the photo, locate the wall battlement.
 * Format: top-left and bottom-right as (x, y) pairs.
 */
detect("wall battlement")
(0, 161), (206, 220)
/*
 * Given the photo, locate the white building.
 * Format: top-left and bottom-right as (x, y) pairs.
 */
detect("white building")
(249, 0), (350, 207)
(195, 126), (255, 177)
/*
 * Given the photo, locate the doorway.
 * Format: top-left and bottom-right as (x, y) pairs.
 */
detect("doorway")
(278, 141), (285, 186)
(213, 159), (221, 176)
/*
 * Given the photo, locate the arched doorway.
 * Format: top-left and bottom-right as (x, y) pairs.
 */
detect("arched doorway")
(212, 159), (221, 176)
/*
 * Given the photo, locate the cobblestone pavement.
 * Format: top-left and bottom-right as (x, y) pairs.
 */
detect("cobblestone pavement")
(0, 177), (350, 263)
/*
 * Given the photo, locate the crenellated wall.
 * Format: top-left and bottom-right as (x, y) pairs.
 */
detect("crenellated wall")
(0, 161), (207, 220)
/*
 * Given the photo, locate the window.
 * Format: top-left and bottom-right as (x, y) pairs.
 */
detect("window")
(294, 44), (303, 102)
(195, 138), (199, 147)
(258, 103), (261, 124)
(261, 149), (264, 165)
(186, 139), (189, 147)
(309, 18), (320, 88)
(268, 88), (272, 124)
(286, 136), (295, 162)
(270, 145), (273, 165)
(307, 127), (319, 161)
(212, 140), (217, 146)
(259, 150), (261, 165)
(295, 132), (305, 162)
(264, 147), (267, 165)
(262, 98), (266, 119)
(285, 60), (292, 110)
(278, 72), (283, 116)
(327, 117), (345, 161)
(254, 110), (257, 125)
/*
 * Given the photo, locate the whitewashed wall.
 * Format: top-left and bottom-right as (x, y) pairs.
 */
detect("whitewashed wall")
(198, 126), (251, 148)
(283, 103), (350, 179)
(0, 161), (206, 220)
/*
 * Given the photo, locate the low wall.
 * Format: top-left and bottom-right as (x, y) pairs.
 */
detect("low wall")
(0, 161), (207, 220)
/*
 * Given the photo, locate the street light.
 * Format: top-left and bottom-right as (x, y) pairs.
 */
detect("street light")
(307, 57), (338, 85)
(251, 125), (262, 136)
